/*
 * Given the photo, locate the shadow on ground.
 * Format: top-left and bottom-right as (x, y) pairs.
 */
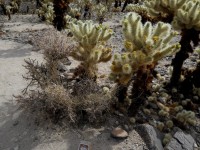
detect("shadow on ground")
(0, 100), (129, 150)
(0, 45), (32, 58)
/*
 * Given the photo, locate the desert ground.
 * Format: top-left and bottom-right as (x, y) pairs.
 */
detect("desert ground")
(0, 1), (200, 149)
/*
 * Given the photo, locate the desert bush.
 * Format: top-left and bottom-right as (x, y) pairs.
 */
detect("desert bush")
(17, 29), (115, 124)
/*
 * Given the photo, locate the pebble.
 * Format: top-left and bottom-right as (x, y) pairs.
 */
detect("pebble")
(179, 94), (184, 99)
(193, 96), (199, 101)
(111, 127), (128, 139)
(124, 125), (129, 131)
(115, 121), (119, 125)
(13, 120), (19, 126)
(129, 117), (136, 124)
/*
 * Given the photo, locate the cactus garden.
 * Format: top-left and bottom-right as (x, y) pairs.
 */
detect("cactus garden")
(0, 0), (200, 149)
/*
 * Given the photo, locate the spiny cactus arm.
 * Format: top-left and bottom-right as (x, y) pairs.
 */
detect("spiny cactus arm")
(152, 22), (171, 37)
(99, 48), (112, 62)
(142, 0), (187, 22)
(70, 21), (113, 50)
(98, 27), (113, 41)
(69, 22), (85, 41)
(123, 13), (143, 48)
(112, 12), (181, 85)
(110, 52), (142, 85)
(70, 47), (86, 61)
(153, 43), (181, 62)
(70, 21), (99, 49)
(69, 20), (113, 79)
(172, 1), (200, 30)
(122, 13), (179, 55)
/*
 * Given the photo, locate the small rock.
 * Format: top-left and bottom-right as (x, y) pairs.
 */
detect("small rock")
(13, 120), (19, 126)
(118, 113), (124, 117)
(165, 131), (197, 150)
(193, 96), (199, 101)
(129, 117), (136, 124)
(58, 62), (68, 72)
(115, 121), (119, 125)
(135, 124), (164, 150)
(111, 127), (128, 139)
(124, 125), (129, 131)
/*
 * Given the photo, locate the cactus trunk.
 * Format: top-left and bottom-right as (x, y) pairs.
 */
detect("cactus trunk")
(170, 29), (198, 87)
(128, 65), (155, 116)
(116, 84), (128, 104)
(53, 0), (69, 31)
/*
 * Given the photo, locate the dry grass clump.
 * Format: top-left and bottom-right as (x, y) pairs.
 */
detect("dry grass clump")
(16, 29), (116, 125)
(72, 79), (115, 123)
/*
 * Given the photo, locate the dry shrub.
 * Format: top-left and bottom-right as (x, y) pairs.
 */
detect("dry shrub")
(72, 78), (116, 123)
(31, 29), (75, 61)
(17, 29), (116, 125)
(16, 85), (76, 123)
(79, 92), (114, 123)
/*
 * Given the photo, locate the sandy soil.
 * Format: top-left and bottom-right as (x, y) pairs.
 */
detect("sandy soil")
(0, 14), (148, 150)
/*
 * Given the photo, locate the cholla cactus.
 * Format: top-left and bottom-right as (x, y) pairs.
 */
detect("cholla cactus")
(64, 14), (77, 29)
(176, 110), (197, 126)
(110, 13), (180, 115)
(69, 7), (81, 19)
(125, 3), (146, 12)
(143, 0), (187, 22)
(110, 12), (180, 85)
(2, 0), (21, 20)
(169, 0), (200, 87)
(172, 1), (200, 30)
(37, 1), (54, 23)
(69, 20), (113, 79)
(93, 3), (108, 23)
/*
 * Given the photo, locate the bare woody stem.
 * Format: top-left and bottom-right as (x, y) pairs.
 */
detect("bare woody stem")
(170, 29), (199, 87)
(128, 65), (155, 116)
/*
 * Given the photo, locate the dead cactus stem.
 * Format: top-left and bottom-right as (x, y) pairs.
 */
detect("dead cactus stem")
(53, 0), (70, 31)
(170, 29), (200, 87)
(128, 64), (155, 116)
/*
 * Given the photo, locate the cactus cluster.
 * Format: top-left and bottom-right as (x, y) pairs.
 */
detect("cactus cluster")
(125, 3), (146, 13)
(64, 14), (77, 29)
(69, 20), (113, 79)
(110, 12), (180, 85)
(176, 110), (196, 126)
(172, 0), (200, 30)
(93, 3), (108, 23)
(37, 0), (54, 23)
(0, 0), (21, 20)
(69, 7), (81, 19)
(144, 0), (187, 22)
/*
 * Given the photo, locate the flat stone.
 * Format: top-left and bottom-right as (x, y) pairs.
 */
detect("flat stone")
(111, 127), (128, 139)
(135, 124), (164, 150)
(165, 131), (197, 150)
